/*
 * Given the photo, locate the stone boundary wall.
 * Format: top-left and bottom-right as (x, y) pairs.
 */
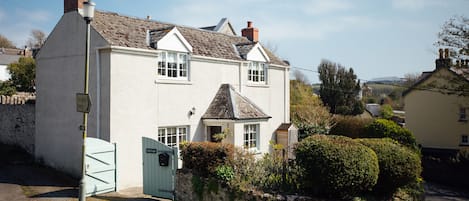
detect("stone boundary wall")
(176, 169), (316, 201)
(0, 104), (35, 154)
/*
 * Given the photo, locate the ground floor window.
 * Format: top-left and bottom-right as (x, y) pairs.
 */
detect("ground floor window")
(244, 124), (258, 150)
(158, 126), (188, 147)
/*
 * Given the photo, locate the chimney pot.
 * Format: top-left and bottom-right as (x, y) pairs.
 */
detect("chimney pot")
(439, 49), (443, 59)
(444, 48), (449, 59)
(241, 21), (259, 42)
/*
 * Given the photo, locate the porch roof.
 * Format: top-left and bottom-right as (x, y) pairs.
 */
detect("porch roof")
(202, 84), (271, 120)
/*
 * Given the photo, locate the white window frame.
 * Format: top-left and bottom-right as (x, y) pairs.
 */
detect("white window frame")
(461, 135), (469, 145)
(244, 124), (259, 151)
(158, 126), (189, 147)
(248, 62), (266, 84)
(157, 51), (189, 80)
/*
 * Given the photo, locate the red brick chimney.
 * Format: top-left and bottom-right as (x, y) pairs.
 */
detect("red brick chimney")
(64, 0), (85, 13)
(241, 21), (259, 42)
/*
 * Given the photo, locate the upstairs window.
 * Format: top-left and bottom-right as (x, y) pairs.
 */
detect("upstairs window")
(157, 51), (188, 79)
(459, 108), (467, 122)
(248, 62), (266, 83)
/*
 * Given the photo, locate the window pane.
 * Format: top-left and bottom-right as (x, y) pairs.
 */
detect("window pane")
(179, 54), (187, 77)
(158, 128), (166, 144)
(157, 52), (167, 76)
(167, 53), (177, 77)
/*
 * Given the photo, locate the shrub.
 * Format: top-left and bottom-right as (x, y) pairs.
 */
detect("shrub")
(329, 115), (373, 138)
(295, 135), (379, 198)
(180, 142), (234, 176)
(215, 165), (234, 183)
(364, 119), (417, 149)
(356, 138), (422, 192)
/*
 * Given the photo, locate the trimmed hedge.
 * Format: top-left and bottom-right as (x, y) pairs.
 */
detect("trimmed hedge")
(295, 135), (379, 198)
(180, 142), (234, 176)
(329, 115), (373, 138)
(356, 138), (422, 192)
(364, 119), (417, 149)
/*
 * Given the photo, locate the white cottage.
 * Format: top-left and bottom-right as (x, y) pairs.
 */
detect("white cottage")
(36, 0), (291, 190)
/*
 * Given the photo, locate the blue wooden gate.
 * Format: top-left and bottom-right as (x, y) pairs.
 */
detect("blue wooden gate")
(142, 137), (178, 200)
(85, 137), (116, 196)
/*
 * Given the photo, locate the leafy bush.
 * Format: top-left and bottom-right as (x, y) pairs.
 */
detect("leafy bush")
(364, 119), (417, 149)
(0, 81), (16, 96)
(295, 135), (379, 198)
(215, 165), (234, 183)
(329, 115), (373, 138)
(180, 142), (234, 176)
(356, 138), (422, 192)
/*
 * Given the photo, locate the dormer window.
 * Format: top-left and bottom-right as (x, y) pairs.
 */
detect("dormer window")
(157, 51), (188, 79)
(248, 62), (266, 83)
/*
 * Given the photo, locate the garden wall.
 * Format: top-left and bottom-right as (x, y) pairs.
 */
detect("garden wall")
(175, 169), (316, 201)
(0, 104), (35, 154)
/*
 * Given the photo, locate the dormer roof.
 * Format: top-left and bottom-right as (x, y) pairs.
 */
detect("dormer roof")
(149, 27), (193, 53)
(200, 18), (237, 36)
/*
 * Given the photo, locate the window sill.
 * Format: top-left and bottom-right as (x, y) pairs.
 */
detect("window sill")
(459, 143), (469, 147)
(246, 83), (270, 88)
(458, 119), (468, 123)
(155, 79), (192, 85)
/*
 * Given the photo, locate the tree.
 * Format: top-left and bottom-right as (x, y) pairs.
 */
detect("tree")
(402, 72), (421, 87)
(435, 15), (469, 59)
(27, 29), (46, 48)
(7, 57), (36, 92)
(318, 59), (364, 115)
(0, 34), (15, 48)
(290, 71), (333, 139)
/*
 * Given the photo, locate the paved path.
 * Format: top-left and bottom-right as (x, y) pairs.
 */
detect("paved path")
(425, 182), (469, 201)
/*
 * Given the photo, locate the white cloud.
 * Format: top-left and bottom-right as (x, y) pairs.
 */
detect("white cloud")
(303, 0), (353, 15)
(392, 0), (425, 10)
(17, 9), (51, 22)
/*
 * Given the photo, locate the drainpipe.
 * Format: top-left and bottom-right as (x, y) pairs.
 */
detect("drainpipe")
(95, 49), (101, 139)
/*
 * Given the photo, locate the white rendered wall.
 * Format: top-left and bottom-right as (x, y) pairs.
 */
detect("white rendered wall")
(35, 11), (108, 177)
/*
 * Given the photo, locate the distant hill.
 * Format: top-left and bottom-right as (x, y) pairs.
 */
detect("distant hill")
(367, 76), (403, 84)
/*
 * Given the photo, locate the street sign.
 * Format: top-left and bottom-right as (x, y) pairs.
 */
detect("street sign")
(76, 93), (92, 113)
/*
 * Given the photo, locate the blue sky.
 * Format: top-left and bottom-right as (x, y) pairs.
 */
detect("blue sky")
(0, 0), (468, 83)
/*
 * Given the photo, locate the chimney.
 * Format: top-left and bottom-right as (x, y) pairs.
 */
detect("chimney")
(436, 48), (452, 69)
(64, 0), (85, 13)
(241, 21), (259, 42)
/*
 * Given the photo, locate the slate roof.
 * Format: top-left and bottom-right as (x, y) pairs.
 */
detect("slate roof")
(402, 67), (469, 96)
(0, 54), (21, 65)
(91, 11), (287, 66)
(235, 42), (256, 59)
(202, 84), (271, 120)
(149, 27), (174, 44)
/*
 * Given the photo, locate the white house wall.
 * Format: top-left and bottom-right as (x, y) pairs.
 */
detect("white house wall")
(108, 49), (159, 189)
(35, 11), (109, 177)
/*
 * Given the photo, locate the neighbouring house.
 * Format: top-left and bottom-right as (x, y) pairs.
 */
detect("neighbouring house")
(365, 103), (381, 117)
(403, 49), (469, 151)
(36, 0), (291, 190)
(0, 48), (28, 81)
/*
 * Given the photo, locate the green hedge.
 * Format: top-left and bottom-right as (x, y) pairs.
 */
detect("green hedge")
(180, 142), (234, 176)
(364, 119), (417, 149)
(329, 115), (373, 138)
(295, 135), (379, 198)
(356, 138), (422, 192)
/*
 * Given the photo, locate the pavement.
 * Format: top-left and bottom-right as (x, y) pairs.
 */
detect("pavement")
(0, 143), (165, 201)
